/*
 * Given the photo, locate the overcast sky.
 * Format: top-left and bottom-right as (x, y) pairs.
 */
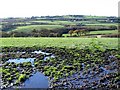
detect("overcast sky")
(0, 0), (119, 18)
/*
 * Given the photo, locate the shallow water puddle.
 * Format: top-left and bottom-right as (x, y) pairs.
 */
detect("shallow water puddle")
(7, 58), (35, 66)
(22, 72), (49, 88)
(0, 53), (2, 55)
(32, 50), (51, 55)
(44, 55), (55, 60)
(32, 50), (55, 60)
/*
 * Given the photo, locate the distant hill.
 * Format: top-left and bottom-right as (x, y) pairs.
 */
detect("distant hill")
(1, 15), (118, 37)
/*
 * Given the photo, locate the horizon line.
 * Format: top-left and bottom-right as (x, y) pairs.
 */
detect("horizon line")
(0, 14), (118, 19)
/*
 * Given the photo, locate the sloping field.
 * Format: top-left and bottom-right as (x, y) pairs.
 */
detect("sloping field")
(12, 25), (65, 33)
(86, 23), (118, 26)
(90, 30), (118, 35)
(30, 20), (77, 25)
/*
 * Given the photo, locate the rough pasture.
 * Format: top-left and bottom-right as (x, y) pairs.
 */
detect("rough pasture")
(0, 38), (118, 49)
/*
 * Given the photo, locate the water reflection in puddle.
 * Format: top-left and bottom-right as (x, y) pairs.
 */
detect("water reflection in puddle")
(44, 55), (55, 60)
(22, 72), (49, 88)
(7, 58), (35, 66)
(0, 53), (2, 55)
(32, 50), (55, 60)
(32, 50), (51, 55)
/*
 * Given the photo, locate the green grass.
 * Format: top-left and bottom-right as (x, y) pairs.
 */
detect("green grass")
(30, 20), (53, 23)
(17, 19), (118, 26)
(76, 21), (100, 24)
(51, 21), (76, 25)
(30, 20), (101, 25)
(12, 25), (65, 33)
(30, 20), (78, 25)
(0, 25), (2, 29)
(86, 23), (118, 26)
(90, 30), (118, 35)
(1, 22), (8, 24)
(13, 22), (31, 25)
(84, 15), (107, 19)
(0, 68), (2, 73)
(0, 38), (118, 49)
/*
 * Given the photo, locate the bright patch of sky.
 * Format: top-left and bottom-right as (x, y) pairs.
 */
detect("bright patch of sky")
(0, 0), (119, 18)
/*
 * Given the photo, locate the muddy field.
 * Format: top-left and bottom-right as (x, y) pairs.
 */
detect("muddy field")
(0, 45), (120, 89)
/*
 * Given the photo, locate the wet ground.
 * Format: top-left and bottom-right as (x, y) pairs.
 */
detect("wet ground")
(1, 47), (120, 89)
(52, 60), (118, 88)
(21, 72), (49, 88)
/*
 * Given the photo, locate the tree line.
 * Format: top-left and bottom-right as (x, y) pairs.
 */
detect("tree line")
(1, 29), (63, 37)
